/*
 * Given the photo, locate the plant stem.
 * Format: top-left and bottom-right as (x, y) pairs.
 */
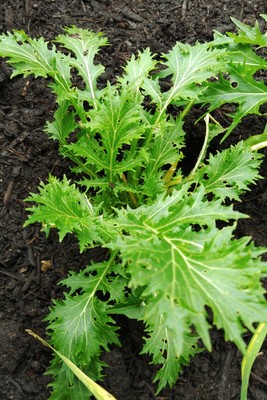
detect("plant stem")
(163, 161), (178, 184)
(251, 141), (267, 151)
(121, 173), (139, 207)
(188, 114), (210, 178)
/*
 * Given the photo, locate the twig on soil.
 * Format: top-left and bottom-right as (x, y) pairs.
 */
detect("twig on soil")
(36, 254), (41, 283)
(3, 165), (21, 205)
(24, 227), (41, 246)
(0, 268), (25, 281)
(21, 80), (30, 96)
(181, 0), (188, 21)
(168, 0), (188, 19)
(79, 0), (87, 13)
(3, 180), (15, 205)
(21, 268), (37, 292)
(21, 229), (39, 291)
(24, 0), (32, 17)
(251, 371), (267, 386)
(23, 229), (36, 267)
(7, 131), (29, 150)
(20, 228), (43, 290)
(26, 245), (36, 267)
(238, 1), (244, 21)
(217, 347), (236, 398)
(6, 378), (24, 394)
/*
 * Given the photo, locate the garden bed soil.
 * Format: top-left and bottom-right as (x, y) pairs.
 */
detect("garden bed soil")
(0, 1), (267, 399)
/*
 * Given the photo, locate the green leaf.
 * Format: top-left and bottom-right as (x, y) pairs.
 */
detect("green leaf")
(0, 30), (57, 78)
(158, 42), (226, 111)
(228, 16), (267, 47)
(146, 116), (185, 175)
(45, 100), (78, 147)
(68, 84), (147, 184)
(56, 26), (108, 107)
(110, 186), (267, 364)
(201, 64), (267, 140)
(195, 141), (263, 200)
(46, 253), (122, 399)
(24, 175), (106, 250)
(0, 30), (75, 100)
(115, 184), (245, 232)
(0, 27), (108, 106)
(142, 75), (163, 107)
(228, 45), (267, 72)
(118, 48), (157, 90)
(141, 115), (185, 198)
(90, 84), (147, 149)
(141, 295), (200, 391)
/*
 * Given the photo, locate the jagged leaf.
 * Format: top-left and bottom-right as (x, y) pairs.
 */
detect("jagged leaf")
(0, 30), (75, 100)
(45, 100), (78, 146)
(24, 175), (106, 250)
(56, 26), (108, 107)
(228, 16), (267, 47)
(160, 42), (227, 105)
(141, 115), (185, 198)
(0, 30), (57, 78)
(45, 254), (122, 399)
(141, 296), (200, 392)
(200, 64), (267, 139)
(195, 141), (263, 200)
(108, 186), (267, 388)
(118, 48), (157, 89)
(146, 116), (185, 175)
(67, 84), (147, 184)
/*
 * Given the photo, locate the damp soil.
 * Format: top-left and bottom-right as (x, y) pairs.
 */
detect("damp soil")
(0, 1), (267, 399)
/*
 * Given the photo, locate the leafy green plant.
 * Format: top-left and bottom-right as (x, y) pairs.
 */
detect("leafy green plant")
(0, 16), (267, 399)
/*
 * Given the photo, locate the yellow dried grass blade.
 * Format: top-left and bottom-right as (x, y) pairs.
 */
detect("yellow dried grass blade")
(26, 329), (117, 400)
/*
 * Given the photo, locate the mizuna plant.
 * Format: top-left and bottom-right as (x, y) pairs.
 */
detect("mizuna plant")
(0, 16), (267, 399)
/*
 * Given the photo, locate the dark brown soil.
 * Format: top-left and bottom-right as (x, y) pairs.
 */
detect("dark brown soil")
(1, 1), (267, 399)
